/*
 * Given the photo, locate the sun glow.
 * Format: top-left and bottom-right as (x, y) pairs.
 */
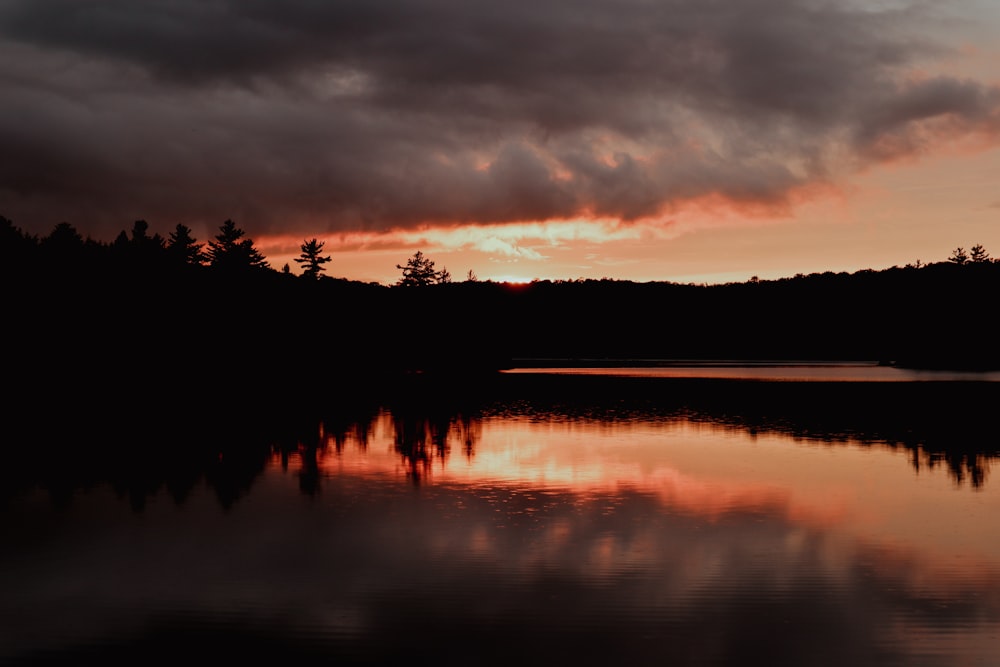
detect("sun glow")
(258, 217), (665, 283)
(491, 275), (534, 285)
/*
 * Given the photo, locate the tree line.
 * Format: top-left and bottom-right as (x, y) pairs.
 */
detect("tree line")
(4, 214), (995, 285)
(4, 214), (1000, 395)
(1, 215), (467, 286)
(1, 216), (329, 277)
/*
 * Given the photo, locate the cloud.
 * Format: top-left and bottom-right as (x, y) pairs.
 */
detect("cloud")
(853, 76), (1000, 162)
(475, 236), (545, 260)
(1, 0), (998, 240)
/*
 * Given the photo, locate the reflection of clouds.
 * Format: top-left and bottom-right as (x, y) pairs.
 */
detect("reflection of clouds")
(5, 468), (999, 665)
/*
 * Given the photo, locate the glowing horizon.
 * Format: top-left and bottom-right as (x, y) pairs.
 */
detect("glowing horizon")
(259, 144), (1000, 285)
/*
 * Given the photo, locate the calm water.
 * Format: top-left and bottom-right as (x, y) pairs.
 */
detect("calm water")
(507, 360), (1000, 382)
(3, 369), (1000, 666)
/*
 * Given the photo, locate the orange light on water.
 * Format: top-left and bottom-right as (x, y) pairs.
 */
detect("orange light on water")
(289, 412), (1000, 572)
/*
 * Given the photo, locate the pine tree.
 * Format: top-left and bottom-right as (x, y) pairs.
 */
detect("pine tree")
(396, 250), (447, 286)
(205, 219), (270, 272)
(167, 224), (206, 266)
(294, 238), (332, 279)
(969, 244), (990, 263)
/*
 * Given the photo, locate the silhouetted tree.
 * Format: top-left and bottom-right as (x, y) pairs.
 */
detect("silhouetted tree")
(396, 250), (448, 286)
(131, 220), (156, 244)
(36, 222), (93, 277)
(206, 219), (270, 272)
(104, 220), (169, 273)
(129, 219), (166, 258)
(167, 224), (206, 266)
(948, 247), (969, 265)
(0, 216), (37, 262)
(294, 238), (331, 279)
(466, 269), (478, 282)
(42, 222), (84, 251)
(969, 244), (990, 263)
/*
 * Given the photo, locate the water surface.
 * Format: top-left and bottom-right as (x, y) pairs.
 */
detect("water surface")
(3, 371), (999, 666)
(506, 360), (1000, 382)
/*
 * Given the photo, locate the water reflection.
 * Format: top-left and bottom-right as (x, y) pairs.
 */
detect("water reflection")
(506, 361), (1000, 382)
(5, 374), (998, 511)
(3, 373), (1000, 665)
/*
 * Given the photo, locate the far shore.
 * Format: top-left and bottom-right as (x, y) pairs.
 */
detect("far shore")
(507, 358), (1000, 372)
(509, 358), (883, 368)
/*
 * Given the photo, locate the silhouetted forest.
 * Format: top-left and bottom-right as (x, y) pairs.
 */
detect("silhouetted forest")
(5, 215), (998, 409)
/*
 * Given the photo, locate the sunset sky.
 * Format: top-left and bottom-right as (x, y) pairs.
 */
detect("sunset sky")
(1, 0), (998, 284)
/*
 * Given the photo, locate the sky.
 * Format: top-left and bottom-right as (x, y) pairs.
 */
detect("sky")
(1, 0), (998, 285)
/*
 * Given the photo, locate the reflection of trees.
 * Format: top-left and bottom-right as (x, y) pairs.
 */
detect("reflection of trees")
(911, 450), (989, 489)
(268, 400), (483, 490)
(2, 375), (490, 508)
(391, 405), (482, 484)
(485, 374), (1000, 489)
(5, 392), (296, 510)
(5, 372), (997, 514)
(679, 405), (996, 489)
(272, 386), (485, 488)
(393, 412), (433, 482)
(271, 401), (383, 496)
(455, 413), (482, 459)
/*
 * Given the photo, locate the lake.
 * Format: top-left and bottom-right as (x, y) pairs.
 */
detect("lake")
(3, 366), (999, 666)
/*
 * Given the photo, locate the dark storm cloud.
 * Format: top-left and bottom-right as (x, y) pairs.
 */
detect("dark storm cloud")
(0, 0), (997, 239)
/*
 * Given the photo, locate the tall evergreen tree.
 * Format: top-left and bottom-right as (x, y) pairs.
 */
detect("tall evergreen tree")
(294, 238), (331, 279)
(396, 250), (447, 286)
(43, 222), (85, 250)
(969, 244), (990, 264)
(205, 219), (270, 271)
(131, 219), (165, 247)
(130, 219), (166, 256)
(167, 224), (206, 266)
